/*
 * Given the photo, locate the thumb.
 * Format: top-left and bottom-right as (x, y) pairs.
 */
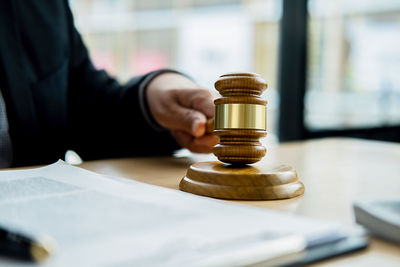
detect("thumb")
(169, 104), (208, 137)
(175, 89), (215, 118)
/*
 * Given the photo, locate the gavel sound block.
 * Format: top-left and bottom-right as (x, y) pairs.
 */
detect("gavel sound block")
(179, 73), (305, 200)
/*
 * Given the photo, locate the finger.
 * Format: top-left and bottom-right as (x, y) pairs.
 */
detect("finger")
(167, 105), (207, 137)
(171, 130), (191, 147)
(172, 131), (215, 153)
(206, 118), (214, 134)
(193, 134), (219, 147)
(188, 144), (214, 153)
(175, 89), (215, 118)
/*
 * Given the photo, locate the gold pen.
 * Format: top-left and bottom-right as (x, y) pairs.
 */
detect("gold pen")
(0, 225), (54, 262)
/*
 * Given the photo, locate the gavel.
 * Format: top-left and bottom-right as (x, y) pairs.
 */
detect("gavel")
(206, 73), (267, 164)
(180, 72), (304, 200)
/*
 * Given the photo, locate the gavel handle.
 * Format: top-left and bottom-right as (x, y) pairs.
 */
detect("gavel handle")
(206, 118), (214, 134)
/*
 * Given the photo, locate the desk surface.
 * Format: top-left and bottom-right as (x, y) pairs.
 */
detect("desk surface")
(80, 138), (400, 266)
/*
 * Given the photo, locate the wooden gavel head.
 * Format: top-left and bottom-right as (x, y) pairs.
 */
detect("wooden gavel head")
(212, 73), (267, 164)
(180, 73), (304, 200)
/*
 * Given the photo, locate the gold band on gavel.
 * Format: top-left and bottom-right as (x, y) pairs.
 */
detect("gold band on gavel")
(214, 103), (267, 130)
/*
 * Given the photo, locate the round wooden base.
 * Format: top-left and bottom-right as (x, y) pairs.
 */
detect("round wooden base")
(179, 161), (305, 200)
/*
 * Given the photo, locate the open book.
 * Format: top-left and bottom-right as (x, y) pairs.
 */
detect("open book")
(0, 161), (348, 267)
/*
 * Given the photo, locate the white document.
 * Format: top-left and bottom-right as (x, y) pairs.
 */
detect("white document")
(0, 161), (345, 267)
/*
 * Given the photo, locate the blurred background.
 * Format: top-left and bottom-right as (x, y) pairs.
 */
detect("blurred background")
(69, 0), (400, 142)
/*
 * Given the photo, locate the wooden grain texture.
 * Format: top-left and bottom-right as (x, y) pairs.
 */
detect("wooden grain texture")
(179, 161), (304, 200)
(180, 72), (304, 200)
(213, 72), (268, 164)
(213, 129), (266, 164)
(214, 72), (268, 96)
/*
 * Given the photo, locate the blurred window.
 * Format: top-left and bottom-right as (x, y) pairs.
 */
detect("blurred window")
(69, 0), (281, 136)
(306, 0), (400, 130)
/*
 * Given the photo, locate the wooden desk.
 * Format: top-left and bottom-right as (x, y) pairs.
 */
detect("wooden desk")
(80, 138), (400, 266)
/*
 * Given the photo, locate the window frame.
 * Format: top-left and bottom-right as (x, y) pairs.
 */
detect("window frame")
(277, 0), (400, 142)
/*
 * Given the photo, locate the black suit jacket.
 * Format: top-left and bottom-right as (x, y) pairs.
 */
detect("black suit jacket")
(0, 0), (178, 167)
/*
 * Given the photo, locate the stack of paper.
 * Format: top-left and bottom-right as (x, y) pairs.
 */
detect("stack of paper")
(0, 161), (346, 267)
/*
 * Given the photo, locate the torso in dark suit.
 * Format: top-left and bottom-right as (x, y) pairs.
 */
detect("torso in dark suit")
(0, 0), (177, 167)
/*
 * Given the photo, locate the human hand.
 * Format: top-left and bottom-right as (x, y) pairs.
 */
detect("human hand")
(146, 72), (219, 153)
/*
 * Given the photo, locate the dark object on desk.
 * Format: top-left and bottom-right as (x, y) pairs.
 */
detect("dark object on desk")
(0, 226), (52, 262)
(283, 235), (368, 266)
(354, 199), (400, 244)
(180, 73), (305, 200)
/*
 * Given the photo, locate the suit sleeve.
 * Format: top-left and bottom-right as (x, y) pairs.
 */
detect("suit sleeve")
(64, 3), (179, 160)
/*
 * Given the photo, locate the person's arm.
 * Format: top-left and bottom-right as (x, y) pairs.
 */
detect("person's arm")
(146, 73), (218, 153)
(64, 3), (217, 159)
